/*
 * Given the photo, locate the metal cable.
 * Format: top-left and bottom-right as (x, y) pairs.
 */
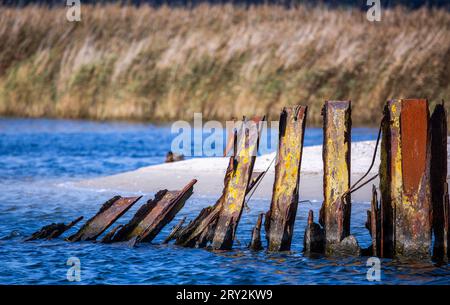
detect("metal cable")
(244, 154), (277, 211)
(341, 119), (383, 201)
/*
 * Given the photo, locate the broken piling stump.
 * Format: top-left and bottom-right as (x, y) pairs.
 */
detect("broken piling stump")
(175, 118), (263, 250)
(303, 210), (325, 255)
(67, 196), (141, 242)
(111, 180), (196, 243)
(365, 185), (381, 257)
(100, 224), (124, 243)
(174, 202), (221, 248)
(319, 101), (353, 255)
(249, 213), (264, 251)
(265, 105), (307, 251)
(25, 216), (83, 241)
(445, 183), (450, 260)
(430, 102), (448, 261)
(163, 217), (187, 244)
(379, 99), (432, 259)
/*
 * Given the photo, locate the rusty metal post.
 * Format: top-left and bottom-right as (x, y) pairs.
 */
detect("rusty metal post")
(319, 101), (352, 254)
(249, 213), (264, 251)
(211, 118), (261, 250)
(100, 225), (124, 243)
(365, 185), (381, 257)
(445, 183), (450, 260)
(67, 196), (141, 242)
(303, 210), (325, 255)
(431, 102), (448, 261)
(24, 216), (83, 241)
(371, 186), (381, 257)
(175, 118), (263, 250)
(380, 99), (432, 259)
(265, 105), (307, 251)
(163, 217), (187, 244)
(379, 100), (399, 258)
(112, 180), (196, 243)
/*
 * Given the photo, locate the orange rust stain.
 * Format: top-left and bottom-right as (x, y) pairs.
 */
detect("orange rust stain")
(400, 99), (429, 196)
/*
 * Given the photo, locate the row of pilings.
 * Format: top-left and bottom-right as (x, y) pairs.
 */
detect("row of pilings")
(303, 99), (448, 261)
(24, 99), (449, 262)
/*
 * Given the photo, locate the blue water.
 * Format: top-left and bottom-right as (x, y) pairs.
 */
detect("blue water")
(0, 118), (449, 285)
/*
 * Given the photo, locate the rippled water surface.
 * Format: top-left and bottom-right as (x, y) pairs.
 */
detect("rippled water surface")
(1, 118), (449, 285)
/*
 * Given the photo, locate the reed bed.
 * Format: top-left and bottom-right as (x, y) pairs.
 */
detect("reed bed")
(0, 4), (449, 124)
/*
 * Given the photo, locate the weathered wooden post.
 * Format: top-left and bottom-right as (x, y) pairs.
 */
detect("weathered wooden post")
(379, 99), (432, 259)
(319, 101), (357, 255)
(265, 105), (307, 251)
(430, 102), (448, 261)
(67, 196), (142, 242)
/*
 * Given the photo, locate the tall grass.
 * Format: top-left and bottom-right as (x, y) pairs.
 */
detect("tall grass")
(0, 4), (449, 124)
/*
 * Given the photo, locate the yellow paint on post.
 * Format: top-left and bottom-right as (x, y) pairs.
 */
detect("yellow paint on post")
(211, 118), (261, 250)
(266, 106), (307, 252)
(320, 101), (351, 254)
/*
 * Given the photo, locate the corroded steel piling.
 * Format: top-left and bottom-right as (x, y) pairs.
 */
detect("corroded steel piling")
(319, 101), (352, 254)
(431, 102), (448, 260)
(379, 100), (399, 258)
(163, 217), (187, 244)
(175, 118), (262, 250)
(100, 224), (124, 243)
(25, 216), (83, 241)
(111, 180), (196, 243)
(249, 213), (264, 251)
(365, 185), (381, 257)
(380, 99), (432, 259)
(303, 210), (325, 255)
(67, 196), (141, 242)
(445, 183), (450, 259)
(265, 105), (307, 251)
(211, 119), (261, 250)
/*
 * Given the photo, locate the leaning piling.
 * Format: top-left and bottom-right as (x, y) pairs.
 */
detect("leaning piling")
(67, 196), (142, 242)
(211, 118), (262, 250)
(110, 180), (197, 244)
(175, 118), (263, 250)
